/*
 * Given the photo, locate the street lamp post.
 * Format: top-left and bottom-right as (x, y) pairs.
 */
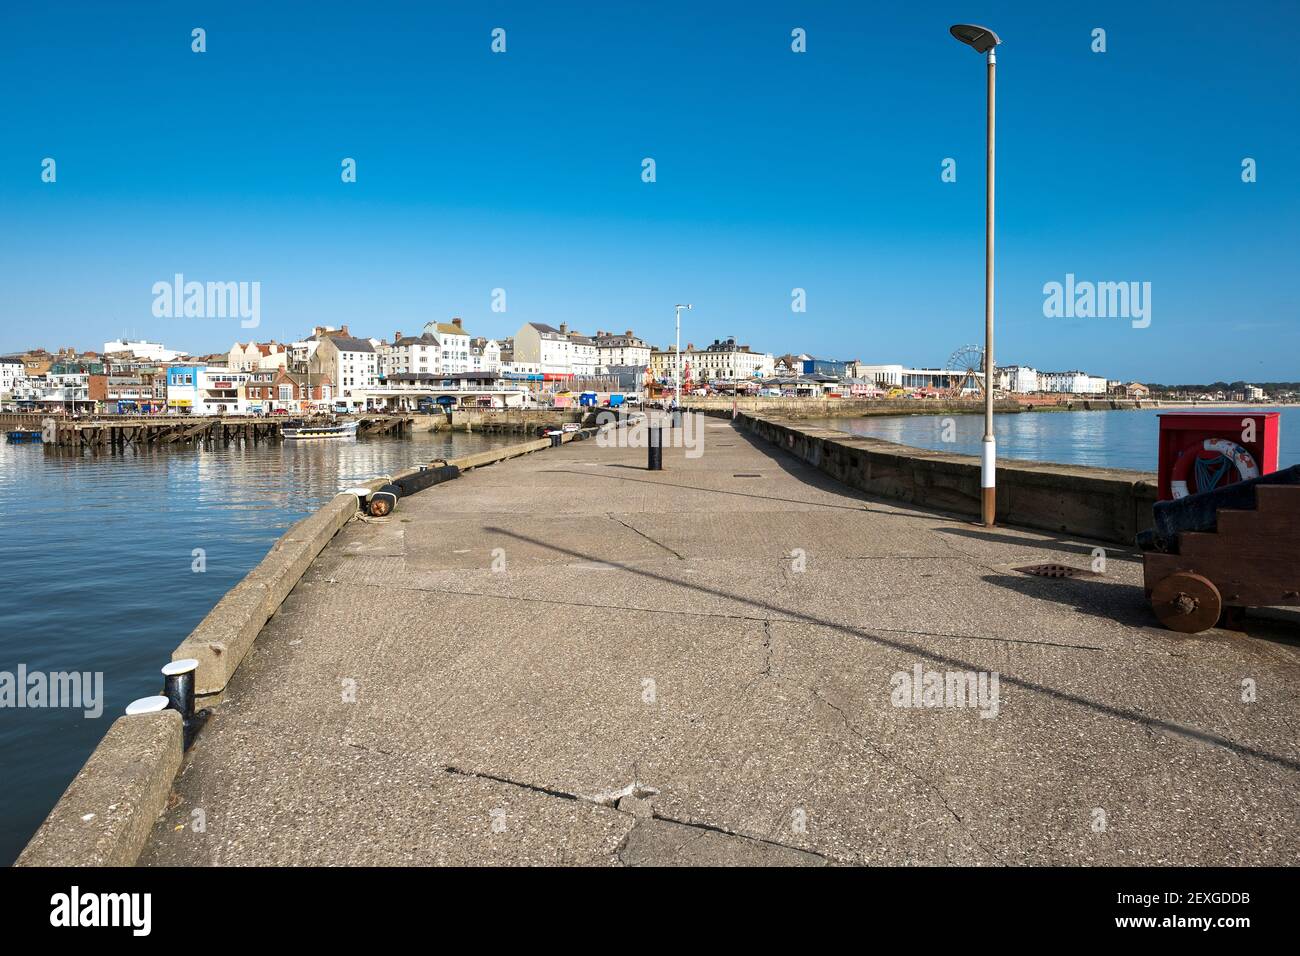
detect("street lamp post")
(950, 23), (1001, 527)
(673, 303), (692, 413)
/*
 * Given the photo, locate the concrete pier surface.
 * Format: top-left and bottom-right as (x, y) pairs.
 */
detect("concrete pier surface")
(140, 418), (1300, 866)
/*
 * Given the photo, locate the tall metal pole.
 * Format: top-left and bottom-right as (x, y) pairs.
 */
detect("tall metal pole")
(675, 306), (681, 407)
(981, 47), (997, 527)
(672, 304), (691, 411)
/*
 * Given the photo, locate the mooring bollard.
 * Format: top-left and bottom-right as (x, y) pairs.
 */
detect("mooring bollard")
(671, 409), (682, 429)
(368, 483), (401, 517)
(648, 425), (663, 470)
(162, 658), (208, 749)
(162, 659), (197, 720)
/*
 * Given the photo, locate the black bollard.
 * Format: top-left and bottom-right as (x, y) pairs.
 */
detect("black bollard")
(162, 658), (209, 749)
(671, 409), (683, 429)
(647, 425), (663, 470)
(162, 659), (197, 720)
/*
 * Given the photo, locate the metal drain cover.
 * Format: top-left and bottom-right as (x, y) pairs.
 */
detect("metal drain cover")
(733, 473), (762, 478)
(1014, 563), (1098, 579)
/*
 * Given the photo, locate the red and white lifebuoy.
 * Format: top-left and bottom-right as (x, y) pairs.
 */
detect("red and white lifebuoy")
(1170, 438), (1259, 498)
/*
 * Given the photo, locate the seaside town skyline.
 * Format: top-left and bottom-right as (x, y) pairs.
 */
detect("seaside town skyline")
(1, 319), (1286, 417)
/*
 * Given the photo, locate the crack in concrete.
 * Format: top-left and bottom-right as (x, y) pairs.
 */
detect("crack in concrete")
(443, 764), (831, 864)
(443, 766), (581, 802)
(643, 811), (832, 864)
(811, 687), (1005, 865)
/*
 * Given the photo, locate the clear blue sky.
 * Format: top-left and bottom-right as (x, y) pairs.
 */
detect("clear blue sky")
(2, 0), (1296, 382)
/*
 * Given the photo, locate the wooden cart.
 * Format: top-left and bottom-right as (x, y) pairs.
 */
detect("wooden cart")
(1144, 484), (1300, 633)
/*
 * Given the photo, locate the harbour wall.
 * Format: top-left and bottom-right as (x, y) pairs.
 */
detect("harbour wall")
(728, 411), (1157, 546)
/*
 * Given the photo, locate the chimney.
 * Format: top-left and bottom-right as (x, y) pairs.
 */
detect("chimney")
(559, 322), (568, 334)
(394, 330), (402, 342)
(687, 343), (695, 351)
(452, 317), (463, 329)
(340, 325), (349, 336)
(625, 329), (633, 336)
(313, 326), (325, 337)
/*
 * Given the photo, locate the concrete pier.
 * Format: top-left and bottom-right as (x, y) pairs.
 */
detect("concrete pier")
(136, 417), (1299, 866)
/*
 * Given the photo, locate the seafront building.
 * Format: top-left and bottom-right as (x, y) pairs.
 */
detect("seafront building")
(650, 337), (775, 385)
(1039, 370), (1107, 395)
(995, 365), (1040, 393)
(0, 356), (25, 400)
(513, 322), (581, 376)
(299, 327), (378, 410)
(422, 318), (472, 374)
(593, 330), (651, 369)
(227, 341), (289, 372)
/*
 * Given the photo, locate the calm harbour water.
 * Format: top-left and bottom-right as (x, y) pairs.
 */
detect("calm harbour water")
(0, 428), (512, 864)
(814, 407), (1300, 472)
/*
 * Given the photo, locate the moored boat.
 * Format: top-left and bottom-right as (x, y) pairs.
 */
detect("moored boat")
(281, 420), (359, 441)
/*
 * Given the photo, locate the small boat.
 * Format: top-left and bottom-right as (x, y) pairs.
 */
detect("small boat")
(281, 420), (358, 441)
(5, 429), (43, 444)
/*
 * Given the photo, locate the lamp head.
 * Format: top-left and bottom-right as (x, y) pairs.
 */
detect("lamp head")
(950, 24), (1001, 54)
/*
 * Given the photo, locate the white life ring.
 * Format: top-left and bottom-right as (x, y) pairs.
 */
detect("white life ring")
(1170, 438), (1259, 498)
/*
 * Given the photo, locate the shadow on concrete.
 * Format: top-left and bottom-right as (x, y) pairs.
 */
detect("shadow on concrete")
(482, 525), (1300, 774)
(986, 574), (1300, 650)
(937, 526), (1143, 564)
(982, 573), (1155, 629)
(537, 468), (876, 513)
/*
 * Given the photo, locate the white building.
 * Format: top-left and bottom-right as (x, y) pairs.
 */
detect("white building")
(514, 322), (578, 375)
(568, 332), (601, 376)
(469, 337), (502, 374)
(997, 365), (1039, 393)
(227, 341), (289, 372)
(103, 339), (187, 362)
(302, 327), (378, 409)
(652, 337), (774, 384)
(593, 330), (651, 369)
(380, 331), (441, 377)
(853, 364), (983, 392)
(1039, 370), (1107, 395)
(423, 318), (472, 373)
(197, 368), (253, 414)
(0, 356), (26, 399)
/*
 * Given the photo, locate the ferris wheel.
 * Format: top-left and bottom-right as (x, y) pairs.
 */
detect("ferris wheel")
(944, 345), (987, 399)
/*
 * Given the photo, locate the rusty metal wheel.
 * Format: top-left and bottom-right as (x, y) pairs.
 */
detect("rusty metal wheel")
(1151, 572), (1222, 634)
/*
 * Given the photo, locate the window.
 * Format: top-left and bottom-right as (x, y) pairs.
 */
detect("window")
(279, 385), (292, 401)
